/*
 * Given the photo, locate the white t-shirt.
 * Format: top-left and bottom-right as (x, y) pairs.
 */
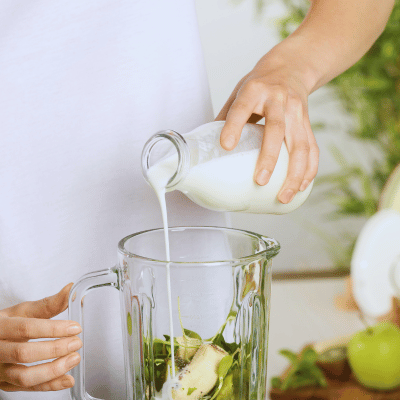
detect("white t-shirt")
(0, 1), (225, 399)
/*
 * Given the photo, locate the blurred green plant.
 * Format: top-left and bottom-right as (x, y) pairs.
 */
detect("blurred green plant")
(271, 346), (327, 391)
(241, 0), (400, 268)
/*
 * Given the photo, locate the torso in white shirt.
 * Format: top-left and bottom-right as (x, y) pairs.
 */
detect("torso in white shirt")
(0, 1), (224, 398)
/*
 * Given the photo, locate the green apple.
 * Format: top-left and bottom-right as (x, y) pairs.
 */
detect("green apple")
(347, 321), (400, 390)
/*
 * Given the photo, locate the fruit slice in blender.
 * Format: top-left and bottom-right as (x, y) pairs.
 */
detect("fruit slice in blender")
(172, 344), (228, 400)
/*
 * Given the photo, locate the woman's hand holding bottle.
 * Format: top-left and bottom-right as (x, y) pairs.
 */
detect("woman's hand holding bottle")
(216, 49), (319, 205)
(217, 0), (395, 204)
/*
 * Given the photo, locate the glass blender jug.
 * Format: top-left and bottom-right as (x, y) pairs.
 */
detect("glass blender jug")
(69, 226), (280, 400)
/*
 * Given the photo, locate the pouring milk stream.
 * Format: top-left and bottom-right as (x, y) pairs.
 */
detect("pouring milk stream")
(142, 121), (313, 399)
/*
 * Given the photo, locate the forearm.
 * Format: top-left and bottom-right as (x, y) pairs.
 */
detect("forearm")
(217, 0), (393, 201)
(261, 0), (395, 93)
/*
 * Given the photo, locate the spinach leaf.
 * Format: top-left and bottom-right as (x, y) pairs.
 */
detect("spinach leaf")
(209, 355), (233, 400)
(184, 329), (202, 340)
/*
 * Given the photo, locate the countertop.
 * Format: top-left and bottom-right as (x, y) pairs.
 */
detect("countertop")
(266, 277), (364, 398)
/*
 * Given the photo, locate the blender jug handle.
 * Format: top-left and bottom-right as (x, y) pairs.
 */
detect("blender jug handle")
(68, 267), (120, 400)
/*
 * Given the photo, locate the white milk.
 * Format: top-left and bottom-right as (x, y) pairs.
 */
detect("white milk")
(148, 145), (313, 214)
(147, 167), (179, 400)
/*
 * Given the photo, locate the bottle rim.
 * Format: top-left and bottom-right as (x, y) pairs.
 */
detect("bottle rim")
(141, 130), (190, 189)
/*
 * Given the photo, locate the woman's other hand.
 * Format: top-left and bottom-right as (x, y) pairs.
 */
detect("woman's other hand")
(0, 283), (82, 392)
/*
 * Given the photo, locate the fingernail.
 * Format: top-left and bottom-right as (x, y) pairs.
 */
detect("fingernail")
(66, 353), (80, 370)
(68, 338), (82, 352)
(223, 135), (236, 149)
(256, 169), (271, 186)
(299, 180), (309, 191)
(62, 376), (74, 388)
(279, 189), (295, 204)
(67, 324), (82, 335)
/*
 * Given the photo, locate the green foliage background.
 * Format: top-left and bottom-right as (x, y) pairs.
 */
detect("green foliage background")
(244, 0), (400, 268)
(281, 0), (400, 268)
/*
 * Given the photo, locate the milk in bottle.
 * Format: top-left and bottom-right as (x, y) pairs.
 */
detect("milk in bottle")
(142, 121), (313, 214)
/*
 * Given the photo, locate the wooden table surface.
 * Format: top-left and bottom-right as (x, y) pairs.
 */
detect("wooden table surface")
(266, 277), (364, 399)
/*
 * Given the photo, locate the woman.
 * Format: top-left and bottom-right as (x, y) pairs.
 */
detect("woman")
(0, 0), (394, 398)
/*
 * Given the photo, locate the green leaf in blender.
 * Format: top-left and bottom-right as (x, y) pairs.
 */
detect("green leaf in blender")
(217, 355), (233, 377)
(212, 333), (240, 356)
(214, 373), (235, 400)
(184, 329), (202, 340)
(209, 355), (234, 400)
(146, 303), (247, 399)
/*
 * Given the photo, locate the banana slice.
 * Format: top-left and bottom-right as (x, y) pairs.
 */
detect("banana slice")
(172, 344), (227, 400)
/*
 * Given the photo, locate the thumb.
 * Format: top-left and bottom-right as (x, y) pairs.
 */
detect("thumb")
(5, 283), (74, 319)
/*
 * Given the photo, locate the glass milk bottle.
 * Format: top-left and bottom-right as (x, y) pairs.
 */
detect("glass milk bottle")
(141, 121), (313, 214)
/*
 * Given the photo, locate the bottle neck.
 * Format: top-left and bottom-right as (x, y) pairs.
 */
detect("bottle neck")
(141, 130), (190, 190)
